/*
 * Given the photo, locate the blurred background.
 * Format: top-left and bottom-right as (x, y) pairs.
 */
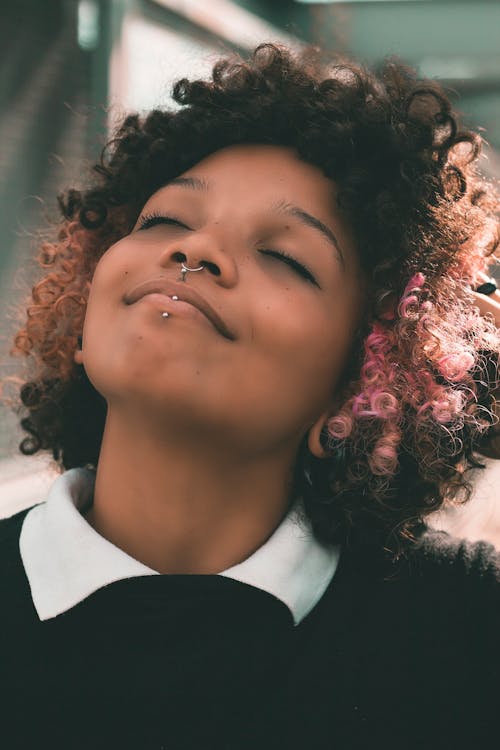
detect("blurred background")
(1, 0), (499, 542)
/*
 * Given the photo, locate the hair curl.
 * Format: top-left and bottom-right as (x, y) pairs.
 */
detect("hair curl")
(3, 43), (500, 554)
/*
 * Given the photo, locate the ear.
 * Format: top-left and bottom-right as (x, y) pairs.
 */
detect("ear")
(376, 289), (398, 321)
(74, 339), (83, 366)
(307, 410), (331, 459)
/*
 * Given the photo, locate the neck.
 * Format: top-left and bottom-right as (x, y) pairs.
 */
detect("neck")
(83, 410), (299, 574)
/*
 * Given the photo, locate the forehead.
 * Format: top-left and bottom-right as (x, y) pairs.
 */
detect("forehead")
(185, 143), (335, 198)
(146, 144), (340, 229)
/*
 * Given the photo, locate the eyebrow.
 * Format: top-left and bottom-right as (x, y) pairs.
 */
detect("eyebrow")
(165, 176), (210, 191)
(270, 199), (345, 270)
(163, 176), (345, 269)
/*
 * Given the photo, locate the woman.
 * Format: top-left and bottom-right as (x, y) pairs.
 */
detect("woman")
(1, 43), (500, 749)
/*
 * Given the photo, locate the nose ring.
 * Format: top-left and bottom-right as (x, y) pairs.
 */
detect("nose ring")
(179, 261), (205, 282)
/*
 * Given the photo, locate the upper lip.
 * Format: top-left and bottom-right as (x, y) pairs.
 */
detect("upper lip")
(124, 278), (235, 340)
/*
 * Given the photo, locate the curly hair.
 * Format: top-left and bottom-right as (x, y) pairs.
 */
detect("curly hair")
(3, 43), (500, 554)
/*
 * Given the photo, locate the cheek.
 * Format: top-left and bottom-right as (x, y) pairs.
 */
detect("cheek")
(252, 294), (352, 398)
(83, 242), (135, 329)
(79, 255), (131, 380)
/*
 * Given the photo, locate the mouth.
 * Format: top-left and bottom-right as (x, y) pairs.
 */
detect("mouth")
(124, 278), (235, 341)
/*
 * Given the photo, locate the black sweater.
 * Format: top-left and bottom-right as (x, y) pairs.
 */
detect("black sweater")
(1, 504), (499, 750)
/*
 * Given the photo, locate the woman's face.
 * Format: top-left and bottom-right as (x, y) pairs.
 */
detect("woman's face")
(76, 144), (365, 455)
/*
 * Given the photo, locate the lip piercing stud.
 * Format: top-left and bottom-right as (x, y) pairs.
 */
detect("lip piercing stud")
(162, 312), (169, 318)
(171, 295), (179, 300)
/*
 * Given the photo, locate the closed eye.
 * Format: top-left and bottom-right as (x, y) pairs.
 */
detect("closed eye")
(260, 249), (318, 286)
(137, 212), (190, 231)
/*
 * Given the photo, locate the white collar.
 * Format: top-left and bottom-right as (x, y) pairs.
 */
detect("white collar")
(19, 467), (339, 625)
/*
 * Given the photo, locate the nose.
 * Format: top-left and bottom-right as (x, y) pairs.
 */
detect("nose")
(158, 236), (238, 288)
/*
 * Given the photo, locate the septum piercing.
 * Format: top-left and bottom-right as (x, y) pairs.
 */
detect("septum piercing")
(179, 261), (205, 282)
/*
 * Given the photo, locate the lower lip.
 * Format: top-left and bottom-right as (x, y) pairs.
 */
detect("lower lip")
(133, 293), (217, 334)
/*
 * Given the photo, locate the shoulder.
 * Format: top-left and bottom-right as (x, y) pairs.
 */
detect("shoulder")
(344, 526), (500, 582)
(0, 505), (35, 544)
(0, 505), (44, 628)
(0, 505), (38, 579)
(333, 527), (500, 612)
(404, 528), (500, 585)
(314, 529), (500, 656)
